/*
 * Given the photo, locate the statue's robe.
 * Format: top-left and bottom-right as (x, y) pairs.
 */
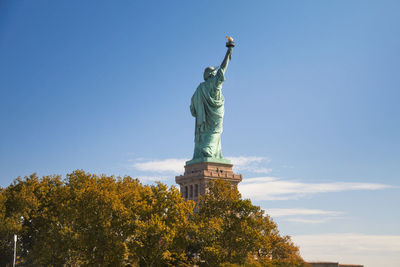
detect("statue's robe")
(190, 68), (225, 159)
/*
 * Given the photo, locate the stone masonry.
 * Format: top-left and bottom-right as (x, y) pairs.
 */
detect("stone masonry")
(175, 161), (242, 202)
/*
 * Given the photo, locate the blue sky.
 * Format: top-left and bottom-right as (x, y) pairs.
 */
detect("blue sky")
(1, 1), (399, 266)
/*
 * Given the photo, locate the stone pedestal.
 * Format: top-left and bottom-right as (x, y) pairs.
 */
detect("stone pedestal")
(175, 161), (242, 202)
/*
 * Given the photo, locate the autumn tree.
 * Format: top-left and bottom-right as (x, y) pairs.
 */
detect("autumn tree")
(0, 186), (15, 266)
(0, 174), (66, 266)
(189, 179), (307, 267)
(126, 182), (194, 266)
(0, 171), (194, 266)
(0, 171), (306, 267)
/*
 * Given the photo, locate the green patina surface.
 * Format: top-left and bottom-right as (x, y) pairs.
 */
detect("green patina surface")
(188, 44), (233, 166)
(186, 157), (232, 166)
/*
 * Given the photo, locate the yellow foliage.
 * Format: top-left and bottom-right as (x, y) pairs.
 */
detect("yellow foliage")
(0, 171), (306, 267)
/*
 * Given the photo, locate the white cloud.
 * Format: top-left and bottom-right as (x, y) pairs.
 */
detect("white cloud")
(136, 175), (170, 182)
(227, 156), (271, 174)
(266, 208), (342, 217)
(252, 168), (273, 174)
(292, 233), (400, 267)
(286, 218), (329, 224)
(228, 156), (268, 166)
(264, 208), (343, 224)
(132, 158), (186, 174)
(239, 177), (391, 200)
(130, 156), (272, 174)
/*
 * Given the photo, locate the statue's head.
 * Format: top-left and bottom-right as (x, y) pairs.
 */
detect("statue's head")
(203, 66), (217, 81)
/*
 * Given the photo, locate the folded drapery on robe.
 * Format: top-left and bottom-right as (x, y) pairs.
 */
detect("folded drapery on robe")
(190, 68), (225, 159)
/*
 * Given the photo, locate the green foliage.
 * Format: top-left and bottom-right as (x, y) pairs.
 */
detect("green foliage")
(190, 179), (307, 267)
(0, 171), (307, 267)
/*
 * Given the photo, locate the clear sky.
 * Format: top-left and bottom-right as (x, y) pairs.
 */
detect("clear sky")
(1, 1), (399, 266)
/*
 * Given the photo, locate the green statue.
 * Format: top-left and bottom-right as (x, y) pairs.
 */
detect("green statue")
(187, 37), (235, 165)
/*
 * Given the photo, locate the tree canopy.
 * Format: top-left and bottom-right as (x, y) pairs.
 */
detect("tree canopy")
(0, 171), (308, 267)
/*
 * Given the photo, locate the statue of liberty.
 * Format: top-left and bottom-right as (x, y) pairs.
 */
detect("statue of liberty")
(188, 37), (235, 165)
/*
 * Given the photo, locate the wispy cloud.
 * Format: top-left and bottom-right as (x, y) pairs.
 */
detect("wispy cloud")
(292, 233), (400, 267)
(286, 218), (329, 224)
(266, 208), (343, 217)
(239, 177), (392, 200)
(228, 156), (268, 166)
(130, 158), (392, 202)
(130, 156), (272, 174)
(132, 158), (186, 174)
(265, 208), (343, 224)
(227, 156), (271, 174)
(136, 175), (170, 182)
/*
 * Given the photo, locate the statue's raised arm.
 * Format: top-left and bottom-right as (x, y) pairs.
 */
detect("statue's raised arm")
(219, 46), (233, 75)
(219, 36), (234, 75)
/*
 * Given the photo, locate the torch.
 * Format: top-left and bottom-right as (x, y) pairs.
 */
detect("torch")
(225, 36), (235, 48)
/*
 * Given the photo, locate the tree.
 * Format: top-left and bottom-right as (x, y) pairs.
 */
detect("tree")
(0, 172), (307, 267)
(190, 179), (308, 267)
(126, 182), (194, 266)
(0, 186), (15, 266)
(0, 171), (195, 266)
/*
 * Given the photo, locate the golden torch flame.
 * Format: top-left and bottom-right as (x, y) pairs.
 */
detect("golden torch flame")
(225, 36), (234, 42)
